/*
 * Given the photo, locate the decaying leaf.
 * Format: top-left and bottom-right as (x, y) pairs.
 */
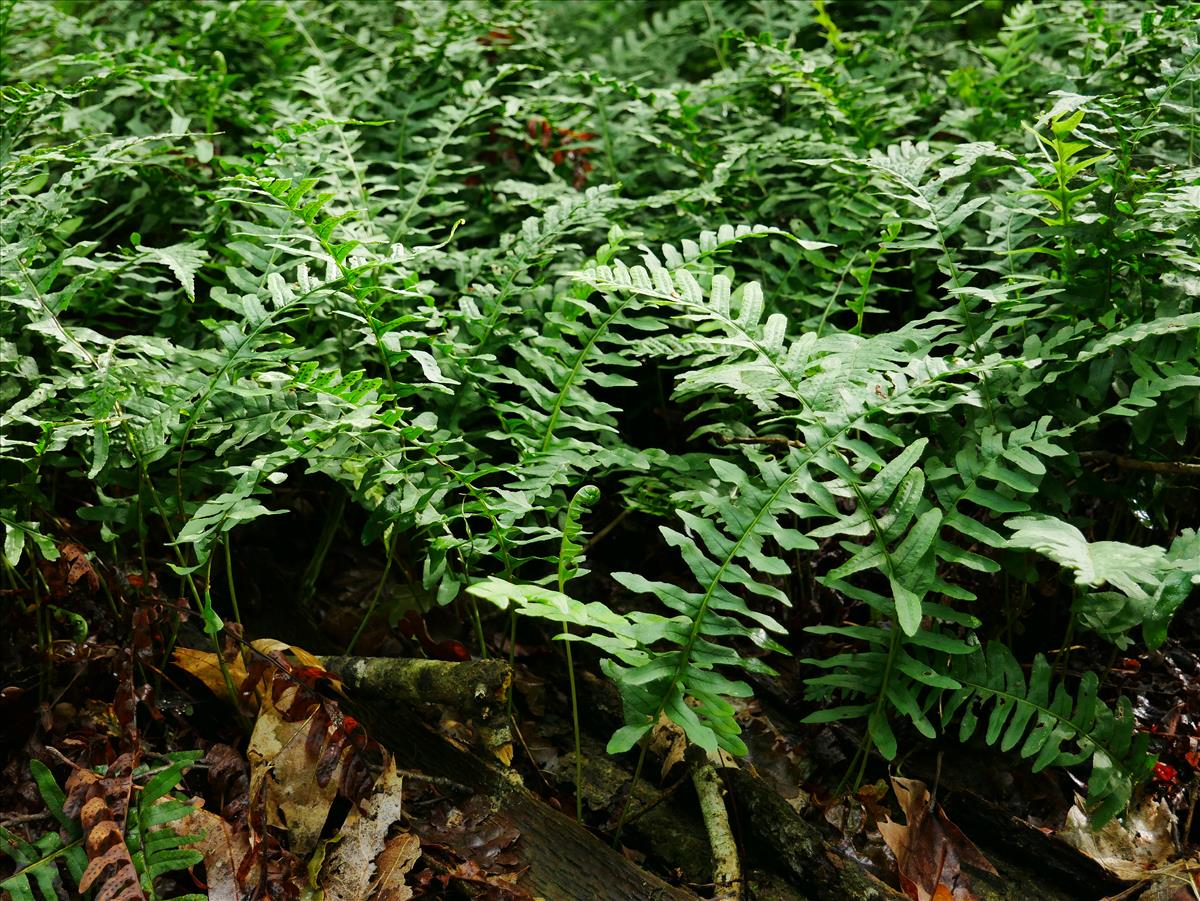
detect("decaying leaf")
(372, 832), (422, 900)
(321, 757), (414, 901)
(173, 638), (334, 713)
(57, 541), (100, 594)
(1059, 794), (1177, 882)
(247, 678), (345, 856)
(877, 776), (996, 901)
(422, 794), (523, 872)
(652, 714), (690, 780)
(250, 637), (325, 672)
(651, 713), (736, 780)
(1133, 859), (1200, 901)
(170, 806), (250, 901)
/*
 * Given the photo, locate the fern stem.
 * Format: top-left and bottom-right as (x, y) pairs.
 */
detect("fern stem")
(208, 590), (248, 731)
(345, 534), (397, 656)
(506, 610), (517, 720)
(816, 248), (861, 337)
(594, 93), (620, 184)
(281, 8), (373, 217)
(389, 79), (498, 244)
(32, 559), (47, 702)
(300, 491), (346, 606)
(539, 299), (635, 453)
(1, 554), (29, 591)
(563, 625), (584, 822)
(469, 597), (489, 660)
(614, 733), (653, 847)
(223, 536), (241, 627)
(856, 623), (903, 791)
(581, 507), (630, 553)
(1055, 606), (1077, 681)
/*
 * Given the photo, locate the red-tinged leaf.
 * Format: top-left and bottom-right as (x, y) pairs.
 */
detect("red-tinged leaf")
(434, 639), (470, 662)
(1153, 762), (1179, 784)
(877, 777), (995, 901)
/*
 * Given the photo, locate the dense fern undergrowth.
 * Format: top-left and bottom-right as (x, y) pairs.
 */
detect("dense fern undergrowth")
(2, 0), (1199, 860)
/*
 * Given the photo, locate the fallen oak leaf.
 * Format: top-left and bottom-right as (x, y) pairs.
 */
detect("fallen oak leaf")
(877, 776), (996, 901)
(247, 679), (345, 856)
(169, 806), (250, 901)
(320, 757), (408, 901)
(372, 831), (422, 900)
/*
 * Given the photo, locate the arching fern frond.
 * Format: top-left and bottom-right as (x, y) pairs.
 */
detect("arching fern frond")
(943, 643), (1156, 827)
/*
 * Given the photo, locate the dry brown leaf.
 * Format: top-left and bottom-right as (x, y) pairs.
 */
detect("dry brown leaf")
(651, 715), (689, 780)
(247, 678), (343, 856)
(650, 713), (737, 781)
(372, 832), (422, 901)
(45, 541), (99, 595)
(170, 806), (250, 901)
(321, 757), (410, 901)
(250, 638), (324, 671)
(877, 776), (996, 901)
(172, 647), (250, 700)
(173, 638), (333, 713)
(1059, 794), (1178, 882)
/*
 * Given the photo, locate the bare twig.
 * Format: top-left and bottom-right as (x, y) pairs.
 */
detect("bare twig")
(583, 507), (632, 552)
(693, 757), (742, 901)
(715, 435), (805, 448)
(1184, 777), (1198, 852)
(1079, 451), (1200, 477)
(1, 812), (53, 826)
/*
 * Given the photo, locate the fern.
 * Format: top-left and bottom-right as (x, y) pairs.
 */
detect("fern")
(5, 0), (1198, 840)
(0, 755), (204, 901)
(0, 761), (87, 901)
(1007, 515), (1200, 650)
(943, 643), (1155, 826)
(478, 233), (1002, 757)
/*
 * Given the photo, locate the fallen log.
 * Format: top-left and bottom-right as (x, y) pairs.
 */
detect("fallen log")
(318, 655), (510, 714)
(726, 757), (1116, 901)
(726, 768), (908, 901)
(318, 655), (515, 762)
(311, 652), (1109, 900)
(351, 696), (697, 901)
(939, 789), (1127, 900)
(535, 727), (718, 888)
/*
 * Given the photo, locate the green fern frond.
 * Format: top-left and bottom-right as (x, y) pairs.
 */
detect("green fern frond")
(943, 643), (1155, 827)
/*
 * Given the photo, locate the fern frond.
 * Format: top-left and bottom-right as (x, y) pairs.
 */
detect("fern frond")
(943, 643), (1155, 827)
